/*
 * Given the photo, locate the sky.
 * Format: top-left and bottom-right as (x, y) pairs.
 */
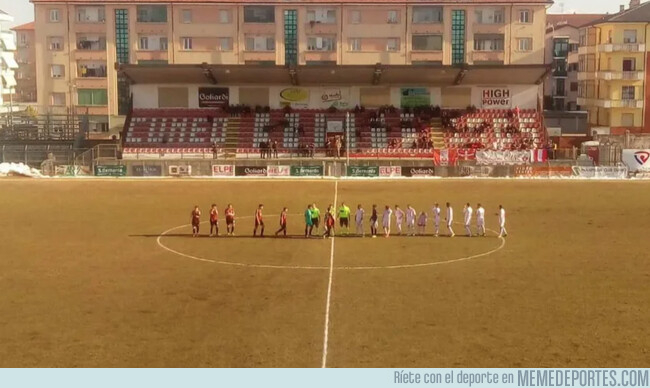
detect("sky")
(0, 0), (634, 29)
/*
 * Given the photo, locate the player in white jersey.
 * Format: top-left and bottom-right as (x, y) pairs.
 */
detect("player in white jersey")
(405, 205), (417, 236)
(432, 203), (441, 237)
(476, 203), (486, 237)
(445, 202), (455, 237)
(497, 205), (508, 237)
(463, 203), (473, 237)
(382, 205), (393, 237)
(417, 211), (428, 235)
(394, 205), (405, 235)
(355, 204), (365, 237)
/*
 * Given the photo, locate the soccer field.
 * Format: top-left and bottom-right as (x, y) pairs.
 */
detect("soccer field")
(1, 179), (649, 367)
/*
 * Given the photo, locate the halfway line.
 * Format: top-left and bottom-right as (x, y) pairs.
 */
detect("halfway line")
(321, 180), (338, 368)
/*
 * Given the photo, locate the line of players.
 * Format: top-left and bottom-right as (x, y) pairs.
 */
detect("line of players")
(189, 202), (508, 239)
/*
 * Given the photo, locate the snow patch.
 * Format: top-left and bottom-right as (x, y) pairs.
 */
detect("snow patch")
(0, 163), (44, 178)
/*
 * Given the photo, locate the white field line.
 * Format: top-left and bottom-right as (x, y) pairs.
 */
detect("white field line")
(321, 180), (338, 368)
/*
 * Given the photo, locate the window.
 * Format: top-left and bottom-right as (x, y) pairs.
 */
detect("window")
(518, 10), (531, 23)
(76, 6), (105, 23)
(19, 33), (27, 45)
(350, 10), (361, 24)
(475, 8), (505, 24)
(245, 36), (275, 51)
(412, 6), (443, 23)
(451, 10), (466, 65)
(307, 9), (336, 24)
(79, 63), (107, 78)
(517, 38), (532, 51)
(622, 86), (635, 100)
(49, 9), (60, 22)
(219, 10), (231, 23)
(139, 36), (149, 50)
(51, 64), (65, 78)
(621, 113), (635, 127)
(570, 82), (578, 92)
(137, 5), (167, 23)
(569, 43), (579, 52)
(412, 35), (443, 51)
(51, 93), (65, 106)
(218, 37), (232, 51)
(555, 79), (565, 96)
(244, 6), (275, 23)
(387, 10), (399, 24)
(77, 89), (108, 106)
(181, 37), (192, 50)
(474, 34), (504, 51)
(623, 30), (637, 44)
(182, 9), (192, 23)
(160, 37), (168, 50)
(307, 36), (336, 51)
(48, 37), (63, 51)
(349, 38), (361, 51)
(386, 38), (399, 51)
(77, 35), (106, 50)
(553, 38), (569, 57)
(623, 58), (636, 71)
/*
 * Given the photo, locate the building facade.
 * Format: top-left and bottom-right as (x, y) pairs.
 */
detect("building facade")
(11, 22), (37, 103)
(577, 0), (650, 134)
(544, 14), (604, 111)
(1, 10), (18, 108)
(32, 0), (550, 134)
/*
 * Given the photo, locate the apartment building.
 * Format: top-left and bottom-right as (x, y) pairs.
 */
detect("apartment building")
(32, 0), (550, 132)
(1, 9), (18, 107)
(11, 22), (37, 103)
(544, 14), (604, 111)
(577, 0), (650, 134)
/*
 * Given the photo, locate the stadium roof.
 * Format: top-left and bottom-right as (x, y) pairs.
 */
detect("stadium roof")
(117, 64), (549, 86)
(32, 0), (553, 3)
(11, 22), (35, 31)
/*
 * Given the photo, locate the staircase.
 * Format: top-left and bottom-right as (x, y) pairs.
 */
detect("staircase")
(223, 117), (240, 157)
(429, 117), (446, 149)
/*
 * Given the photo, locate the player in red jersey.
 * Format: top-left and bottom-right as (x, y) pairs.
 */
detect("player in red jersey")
(190, 205), (201, 237)
(209, 204), (219, 237)
(253, 204), (265, 237)
(275, 207), (288, 237)
(225, 204), (235, 236)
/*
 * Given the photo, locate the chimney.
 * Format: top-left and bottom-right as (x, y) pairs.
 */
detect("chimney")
(620, 4), (626, 12)
(630, 0), (641, 8)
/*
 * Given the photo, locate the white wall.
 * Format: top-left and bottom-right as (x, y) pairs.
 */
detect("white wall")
(132, 84), (538, 109)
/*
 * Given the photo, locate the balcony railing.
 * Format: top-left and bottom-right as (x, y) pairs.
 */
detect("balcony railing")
(598, 43), (646, 52)
(577, 97), (644, 109)
(596, 71), (644, 81)
(77, 40), (107, 51)
(78, 66), (107, 78)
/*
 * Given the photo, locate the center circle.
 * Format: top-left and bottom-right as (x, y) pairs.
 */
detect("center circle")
(157, 215), (506, 270)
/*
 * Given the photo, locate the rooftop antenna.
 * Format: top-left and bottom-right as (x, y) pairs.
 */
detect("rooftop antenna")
(559, 2), (565, 13)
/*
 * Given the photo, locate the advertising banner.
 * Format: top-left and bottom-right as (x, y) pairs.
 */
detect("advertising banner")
(476, 150), (532, 165)
(433, 149), (458, 167)
(55, 165), (90, 176)
(168, 165), (192, 176)
(211, 165), (235, 177)
(291, 165), (324, 177)
(235, 166), (268, 177)
(460, 165), (495, 178)
(347, 166), (379, 178)
(572, 166), (628, 179)
(514, 165), (573, 178)
(481, 88), (511, 108)
(400, 88), (430, 108)
(279, 87), (310, 108)
(95, 165), (126, 177)
(318, 88), (350, 109)
(622, 149), (650, 172)
(132, 165), (162, 177)
(457, 149), (477, 161)
(267, 165), (291, 177)
(198, 87), (229, 108)
(379, 166), (402, 178)
(401, 166), (436, 177)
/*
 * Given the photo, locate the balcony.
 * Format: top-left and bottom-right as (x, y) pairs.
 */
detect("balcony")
(598, 43), (646, 52)
(472, 23), (506, 34)
(304, 21), (338, 35)
(471, 51), (505, 63)
(577, 97), (644, 109)
(596, 71), (644, 81)
(78, 65), (107, 78)
(242, 51), (276, 62)
(304, 51), (337, 62)
(578, 45), (596, 55)
(135, 51), (168, 62)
